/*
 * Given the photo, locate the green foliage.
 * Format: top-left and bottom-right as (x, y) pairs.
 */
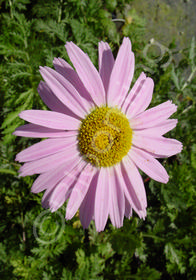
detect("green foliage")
(0, 0), (196, 279)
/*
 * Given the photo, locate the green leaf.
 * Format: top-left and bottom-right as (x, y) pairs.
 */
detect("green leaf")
(1, 91), (33, 129)
(171, 66), (180, 90)
(189, 37), (195, 68)
(135, 264), (161, 280)
(0, 169), (17, 176)
(191, 144), (196, 169)
(1, 110), (21, 129)
(165, 243), (180, 265)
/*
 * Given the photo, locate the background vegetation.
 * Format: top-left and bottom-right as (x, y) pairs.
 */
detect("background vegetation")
(0, 0), (195, 279)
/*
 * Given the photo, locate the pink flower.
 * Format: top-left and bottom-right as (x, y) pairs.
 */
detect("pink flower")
(14, 38), (182, 232)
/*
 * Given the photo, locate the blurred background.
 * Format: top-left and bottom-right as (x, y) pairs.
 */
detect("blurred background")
(0, 0), (195, 279)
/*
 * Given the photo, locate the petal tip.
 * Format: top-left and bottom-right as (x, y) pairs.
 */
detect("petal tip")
(39, 66), (44, 71)
(164, 176), (169, 184)
(65, 211), (72, 220)
(15, 154), (20, 162)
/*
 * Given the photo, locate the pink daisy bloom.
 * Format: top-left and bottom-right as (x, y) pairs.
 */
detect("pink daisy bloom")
(14, 38), (182, 232)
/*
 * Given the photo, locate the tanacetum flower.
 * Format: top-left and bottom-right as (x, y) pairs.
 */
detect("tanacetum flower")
(14, 38), (182, 232)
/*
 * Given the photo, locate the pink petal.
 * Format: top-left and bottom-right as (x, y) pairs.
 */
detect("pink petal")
(44, 65), (92, 112)
(65, 42), (105, 106)
(125, 196), (132, 219)
(107, 37), (135, 107)
(138, 209), (147, 220)
(16, 136), (76, 162)
(94, 168), (110, 232)
(41, 187), (54, 209)
(121, 72), (146, 113)
(53, 57), (94, 105)
(125, 77), (154, 119)
(19, 144), (79, 176)
(79, 172), (99, 228)
(134, 119), (178, 137)
(132, 133), (183, 157)
(48, 180), (72, 212)
(115, 163), (146, 218)
(13, 124), (77, 138)
(109, 166), (125, 228)
(98, 41), (114, 93)
(40, 66), (88, 118)
(121, 157), (147, 213)
(66, 164), (96, 220)
(31, 155), (81, 193)
(49, 160), (86, 212)
(19, 110), (80, 130)
(38, 81), (73, 115)
(128, 146), (169, 183)
(130, 101), (177, 129)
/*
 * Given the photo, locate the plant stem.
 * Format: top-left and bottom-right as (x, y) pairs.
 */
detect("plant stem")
(181, 67), (196, 91)
(142, 233), (165, 242)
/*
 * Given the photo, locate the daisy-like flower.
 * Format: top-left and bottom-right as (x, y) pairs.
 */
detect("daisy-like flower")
(14, 38), (182, 232)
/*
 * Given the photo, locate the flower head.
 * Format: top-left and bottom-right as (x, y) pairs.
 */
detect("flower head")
(14, 38), (182, 231)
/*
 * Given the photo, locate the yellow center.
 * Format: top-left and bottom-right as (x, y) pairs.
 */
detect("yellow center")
(78, 106), (132, 167)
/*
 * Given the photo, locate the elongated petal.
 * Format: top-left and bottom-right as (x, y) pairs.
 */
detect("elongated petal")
(98, 41), (114, 93)
(132, 133), (183, 157)
(121, 157), (147, 214)
(49, 179), (73, 212)
(19, 110), (80, 130)
(66, 164), (96, 219)
(53, 57), (94, 105)
(45, 66), (91, 113)
(50, 160), (86, 212)
(13, 124), (77, 138)
(16, 136), (76, 162)
(122, 72), (146, 113)
(41, 187), (55, 209)
(129, 146), (169, 183)
(94, 168), (110, 231)
(134, 119), (178, 137)
(125, 196), (132, 219)
(19, 144), (79, 176)
(107, 37), (135, 107)
(40, 66), (87, 117)
(38, 81), (73, 115)
(45, 66), (90, 111)
(126, 77), (154, 118)
(109, 167), (125, 228)
(65, 42), (105, 106)
(31, 155), (81, 193)
(115, 163), (146, 218)
(79, 171), (99, 228)
(130, 101), (177, 129)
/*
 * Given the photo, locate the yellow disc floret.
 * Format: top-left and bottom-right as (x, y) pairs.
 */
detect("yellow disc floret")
(78, 106), (132, 167)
